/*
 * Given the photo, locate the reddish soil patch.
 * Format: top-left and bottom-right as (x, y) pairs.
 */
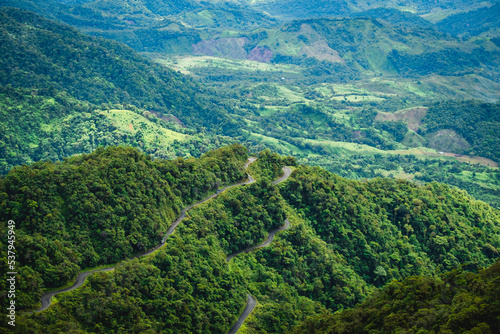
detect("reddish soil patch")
(248, 47), (273, 63)
(151, 111), (185, 127)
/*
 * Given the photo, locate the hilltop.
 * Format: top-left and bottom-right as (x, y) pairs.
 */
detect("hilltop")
(0, 146), (499, 332)
(290, 259), (500, 333)
(0, 6), (499, 210)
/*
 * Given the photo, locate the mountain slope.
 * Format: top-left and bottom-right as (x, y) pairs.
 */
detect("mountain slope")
(290, 259), (500, 334)
(1, 147), (499, 333)
(351, 7), (435, 29)
(280, 164), (500, 285)
(0, 7), (237, 133)
(0, 145), (248, 309)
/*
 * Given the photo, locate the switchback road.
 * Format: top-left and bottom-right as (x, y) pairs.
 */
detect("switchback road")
(227, 295), (257, 334)
(226, 219), (291, 262)
(225, 166), (292, 333)
(33, 157), (257, 313)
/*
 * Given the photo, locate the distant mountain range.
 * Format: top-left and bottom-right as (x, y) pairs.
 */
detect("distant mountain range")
(3, 0), (498, 75)
(0, 2), (499, 333)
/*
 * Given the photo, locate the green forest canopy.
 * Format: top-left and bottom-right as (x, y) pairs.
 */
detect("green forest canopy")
(0, 146), (498, 333)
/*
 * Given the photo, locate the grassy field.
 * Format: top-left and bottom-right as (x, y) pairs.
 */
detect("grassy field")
(300, 137), (499, 168)
(105, 109), (189, 144)
(148, 54), (301, 76)
(243, 129), (301, 154)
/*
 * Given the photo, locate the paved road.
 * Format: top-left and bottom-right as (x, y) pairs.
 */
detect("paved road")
(272, 166), (292, 185)
(227, 294), (257, 334)
(33, 157), (258, 313)
(225, 165), (293, 333)
(160, 157), (257, 244)
(34, 157), (292, 332)
(36, 267), (115, 313)
(226, 219), (291, 262)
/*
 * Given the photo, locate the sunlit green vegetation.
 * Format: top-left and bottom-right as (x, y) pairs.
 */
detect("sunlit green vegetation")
(0, 145), (248, 310)
(1, 147), (499, 333)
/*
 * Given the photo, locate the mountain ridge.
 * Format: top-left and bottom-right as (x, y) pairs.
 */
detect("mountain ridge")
(1, 146), (499, 333)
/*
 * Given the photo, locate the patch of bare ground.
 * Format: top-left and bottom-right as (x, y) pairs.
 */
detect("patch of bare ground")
(426, 129), (471, 152)
(299, 23), (344, 63)
(442, 153), (499, 168)
(151, 111), (185, 127)
(301, 40), (344, 63)
(248, 47), (273, 62)
(375, 107), (428, 131)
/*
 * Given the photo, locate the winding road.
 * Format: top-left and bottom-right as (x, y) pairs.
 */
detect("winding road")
(272, 166), (292, 185)
(227, 294), (257, 334)
(226, 219), (291, 262)
(33, 157), (257, 313)
(225, 166), (292, 333)
(33, 159), (294, 334)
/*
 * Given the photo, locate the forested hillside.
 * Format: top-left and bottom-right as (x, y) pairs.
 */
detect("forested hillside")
(0, 8), (237, 133)
(1, 147), (499, 333)
(290, 259), (500, 333)
(0, 144), (247, 311)
(0, 7), (253, 174)
(281, 165), (500, 284)
(0, 84), (240, 174)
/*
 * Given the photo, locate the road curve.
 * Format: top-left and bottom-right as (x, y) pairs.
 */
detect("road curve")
(226, 219), (291, 262)
(159, 157), (257, 244)
(227, 294), (257, 334)
(33, 157), (258, 313)
(36, 267), (114, 312)
(225, 166), (293, 333)
(272, 166), (292, 185)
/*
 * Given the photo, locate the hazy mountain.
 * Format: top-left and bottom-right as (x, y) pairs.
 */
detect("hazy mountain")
(436, 3), (500, 38)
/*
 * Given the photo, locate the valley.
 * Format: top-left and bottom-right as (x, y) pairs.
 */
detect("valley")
(0, 1), (499, 333)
